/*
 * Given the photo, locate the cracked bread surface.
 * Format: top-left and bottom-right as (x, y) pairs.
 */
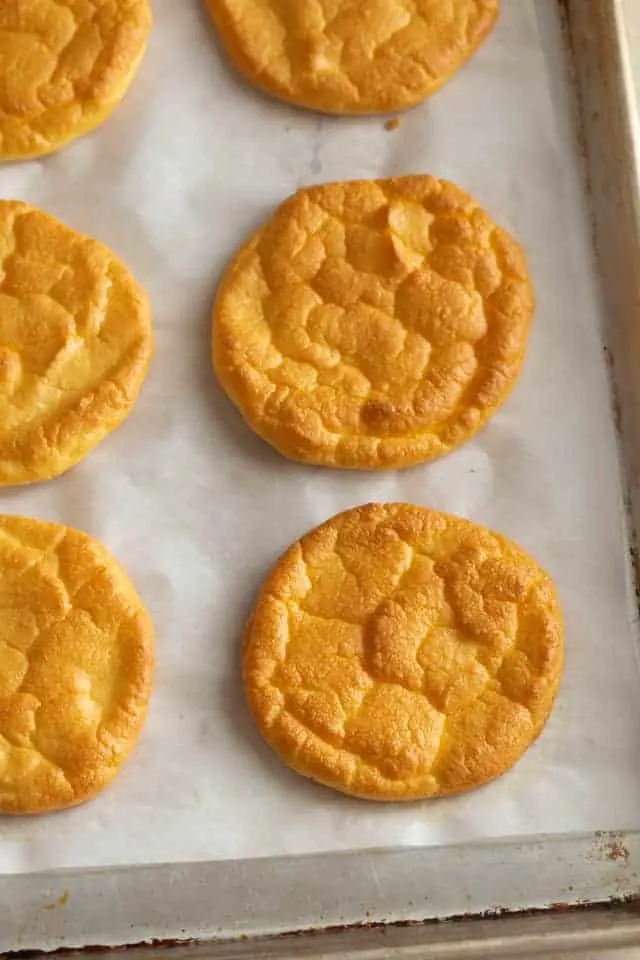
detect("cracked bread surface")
(206, 0), (499, 115)
(213, 176), (533, 470)
(0, 201), (152, 485)
(0, 0), (151, 160)
(243, 503), (563, 801)
(0, 515), (153, 814)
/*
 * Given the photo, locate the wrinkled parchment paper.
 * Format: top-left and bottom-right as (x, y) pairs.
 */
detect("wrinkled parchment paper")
(2, 0), (640, 874)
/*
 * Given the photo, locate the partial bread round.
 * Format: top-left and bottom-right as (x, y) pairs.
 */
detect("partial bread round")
(213, 176), (533, 470)
(0, 0), (151, 160)
(0, 201), (152, 485)
(0, 515), (154, 814)
(243, 503), (563, 801)
(206, 0), (499, 115)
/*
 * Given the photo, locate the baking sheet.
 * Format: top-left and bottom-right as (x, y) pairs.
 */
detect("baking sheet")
(1, 0), (640, 875)
(623, 0), (640, 108)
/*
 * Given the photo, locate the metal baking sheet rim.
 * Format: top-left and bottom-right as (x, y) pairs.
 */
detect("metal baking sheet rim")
(3, 0), (640, 954)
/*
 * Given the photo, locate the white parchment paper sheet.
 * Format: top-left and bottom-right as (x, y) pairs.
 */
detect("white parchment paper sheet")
(1, 0), (640, 874)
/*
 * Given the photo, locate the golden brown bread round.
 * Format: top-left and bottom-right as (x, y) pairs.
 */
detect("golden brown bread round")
(0, 200), (152, 485)
(213, 175), (534, 470)
(206, 0), (499, 115)
(243, 503), (563, 801)
(0, 515), (154, 814)
(0, 0), (151, 160)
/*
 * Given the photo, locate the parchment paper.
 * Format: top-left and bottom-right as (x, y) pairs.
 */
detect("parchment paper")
(2, 0), (640, 875)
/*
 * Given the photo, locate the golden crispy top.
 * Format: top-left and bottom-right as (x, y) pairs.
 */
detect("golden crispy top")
(0, 515), (153, 814)
(0, 0), (151, 159)
(213, 176), (533, 469)
(244, 503), (563, 801)
(207, 0), (499, 114)
(0, 201), (152, 484)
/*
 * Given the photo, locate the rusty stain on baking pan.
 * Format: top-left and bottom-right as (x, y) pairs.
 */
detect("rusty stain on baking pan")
(7, 897), (640, 958)
(43, 891), (70, 912)
(593, 831), (631, 863)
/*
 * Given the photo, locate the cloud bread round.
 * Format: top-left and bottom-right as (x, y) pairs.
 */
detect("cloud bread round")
(213, 175), (534, 470)
(243, 503), (563, 801)
(206, 0), (499, 115)
(0, 515), (153, 814)
(0, 0), (151, 161)
(0, 201), (152, 485)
